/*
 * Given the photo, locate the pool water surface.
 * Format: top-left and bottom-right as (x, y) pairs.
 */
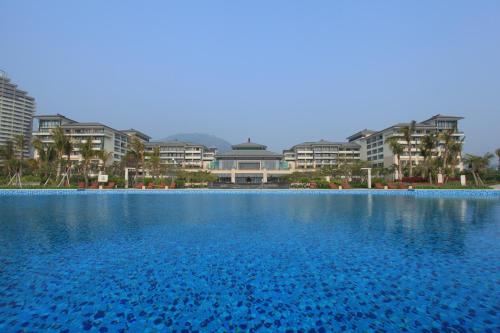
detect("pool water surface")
(0, 192), (499, 332)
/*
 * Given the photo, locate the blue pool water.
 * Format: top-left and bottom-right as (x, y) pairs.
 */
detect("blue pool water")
(0, 192), (499, 332)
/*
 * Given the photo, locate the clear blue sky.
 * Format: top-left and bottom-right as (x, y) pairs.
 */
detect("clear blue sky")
(1, 0), (499, 154)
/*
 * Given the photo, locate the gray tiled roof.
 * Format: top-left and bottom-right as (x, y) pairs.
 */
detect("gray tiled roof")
(216, 149), (282, 158)
(232, 142), (267, 150)
(290, 140), (360, 150)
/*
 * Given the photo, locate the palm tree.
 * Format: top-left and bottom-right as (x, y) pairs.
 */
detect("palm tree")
(96, 150), (113, 174)
(5, 134), (27, 187)
(57, 138), (73, 187)
(438, 126), (458, 177)
(130, 136), (145, 183)
(32, 137), (57, 185)
(52, 127), (71, 182)
(0, 140), (15, 179)
(419, 133), (437, 183)
(464, 153), (493, 187)
(78, 139), (98, 187)
(447, 138), (464, 178)
(147, 146), (161, 180)
(401, 120), (416, 177)
(385, 136), (404, 181)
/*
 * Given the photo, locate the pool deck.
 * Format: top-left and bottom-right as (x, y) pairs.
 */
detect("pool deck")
(0, 188), (499, 198)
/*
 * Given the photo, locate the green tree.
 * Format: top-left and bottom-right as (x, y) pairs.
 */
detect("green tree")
(464, 153), (493, 187)
(147, 146), (161, 180)
(78, 139), (98, 187)
(96, 150), (113, 174)
(385, 136), (404, 181)
(52, 127), (71, 182)
(0, 140), (16, 180)
(32, 137), (57, 185)
(438, 126), (463, 175)
(401, 120), (416, 177)
(419, 133), (437, 183)
(447, 137), (464, 178)
(129, 136), (145, 183)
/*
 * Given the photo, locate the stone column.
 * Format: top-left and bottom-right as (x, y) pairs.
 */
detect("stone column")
(262, 169), (268, 183)
(231, 168), (236, 183)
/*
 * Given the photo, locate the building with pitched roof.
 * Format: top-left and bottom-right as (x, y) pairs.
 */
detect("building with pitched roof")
(210, 138), (290, 184)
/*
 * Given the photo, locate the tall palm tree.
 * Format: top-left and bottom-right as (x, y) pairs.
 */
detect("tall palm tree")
(401, 120), (416, 177)
(147, 146), (161, 180)
(448, 137), (464, 178)
(78, 139), (98, 187)
(32, 138), (57, 185)
(130, 136), (145, 183)
(52, 127), (70, 182)
(4, 134), (27, 187)
(0, 140), (15, 179)
(385, 136), (404, 181)
(438, 126), (458, 176)
(464, 153), (493, 187)
(419, 133), (437, 183)
(96, 150), (113, 174)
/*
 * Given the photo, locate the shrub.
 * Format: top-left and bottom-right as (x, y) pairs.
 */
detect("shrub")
(372, 178), (387, 185)
(402, 176), (426, 183)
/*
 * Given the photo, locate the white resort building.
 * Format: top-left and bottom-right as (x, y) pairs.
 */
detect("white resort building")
(144, 140), (216, 169)
(283, 140), (361, 170)
(32, 114), (142, 164)
(348, 114), (465, 177)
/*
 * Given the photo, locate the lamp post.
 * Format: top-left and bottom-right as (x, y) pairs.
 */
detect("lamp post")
(361, 167), (372, 189)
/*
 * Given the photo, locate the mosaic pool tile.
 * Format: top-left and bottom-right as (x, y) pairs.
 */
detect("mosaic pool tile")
(0, 192), (499, 332)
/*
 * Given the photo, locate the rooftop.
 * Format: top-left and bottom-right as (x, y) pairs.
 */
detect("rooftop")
(232, 138), (267, 150)
(290, 140), (361, 149)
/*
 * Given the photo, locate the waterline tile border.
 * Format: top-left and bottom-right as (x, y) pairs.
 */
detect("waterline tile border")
(0, 188), (498, 198)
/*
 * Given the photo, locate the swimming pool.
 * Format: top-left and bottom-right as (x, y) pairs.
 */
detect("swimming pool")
(0, 191), (499, 332)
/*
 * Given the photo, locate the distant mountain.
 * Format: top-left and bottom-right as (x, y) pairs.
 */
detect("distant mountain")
(158, 133), (232, 152)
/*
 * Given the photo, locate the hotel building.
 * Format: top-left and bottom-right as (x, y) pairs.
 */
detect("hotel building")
(283, 140), (361, 169)
(32, 114), (138, 164)
(210, 139), (289, 184)
(0, 71), (36, 158)
(144, 140), (216, 169)
(348, 114), (465, 177)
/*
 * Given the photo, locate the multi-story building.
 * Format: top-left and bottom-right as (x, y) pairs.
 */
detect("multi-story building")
(283, 140), (361, 169)
(32, 114), (144, 164)
(210, 139), (289, 184)
(348, 114), (465, 177)
(0, 71), (36, 158)
(145, 140), (216, 169)
(121, 129), (151, 143)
